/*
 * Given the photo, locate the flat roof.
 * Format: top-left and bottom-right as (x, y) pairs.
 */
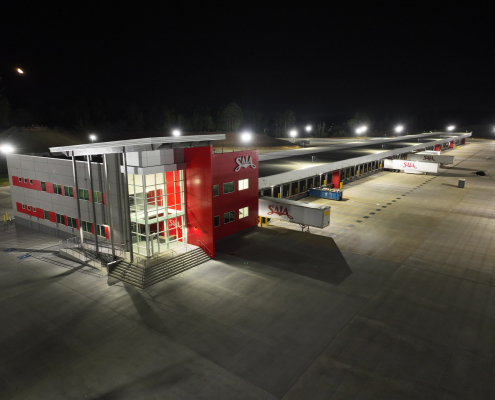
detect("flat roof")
(50, 135), (226, 157)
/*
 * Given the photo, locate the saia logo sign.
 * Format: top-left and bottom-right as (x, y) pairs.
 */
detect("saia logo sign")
(423, 155), (436, 161)
(168, 219), (177, 229)
(235, 155), (256, 172)
(403, 162), (417, 169)
(267, 205), (294, 219)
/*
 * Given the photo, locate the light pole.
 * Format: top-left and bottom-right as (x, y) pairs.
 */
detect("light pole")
(241, 131), (252, 150)
(305, 125), (312, 133)
(289, 129), (298, 142)
(355, 126), (368, 140)
(172, 129), (181, 136)
(395, 125), (404, 134)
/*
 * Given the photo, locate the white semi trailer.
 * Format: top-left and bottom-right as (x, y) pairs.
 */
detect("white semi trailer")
(259, 197), (330, 231)
(407, 153), (454, 164)
(384, 159), (439, 174)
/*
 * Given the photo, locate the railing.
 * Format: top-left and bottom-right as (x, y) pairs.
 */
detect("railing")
(197, 240), (213, 257)
(59, 236), (125, 270)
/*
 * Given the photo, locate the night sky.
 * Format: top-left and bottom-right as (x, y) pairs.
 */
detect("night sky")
(2, 3), (494, 125)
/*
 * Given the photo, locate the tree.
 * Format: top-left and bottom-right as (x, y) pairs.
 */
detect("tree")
(282, 109), (295, 136)
(218, 102), (243, 131)
(312, 121), (328, 138)
(0, 94), (11, 128)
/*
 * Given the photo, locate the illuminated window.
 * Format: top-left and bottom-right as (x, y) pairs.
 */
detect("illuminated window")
(93, 191), (103, 203)
(223, 182), (234, 194)
(239, 207), (248, 219)
(238, 179), (249, 190)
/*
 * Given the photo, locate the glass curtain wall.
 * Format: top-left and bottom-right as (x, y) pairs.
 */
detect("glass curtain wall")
(128, 170), (186, 257)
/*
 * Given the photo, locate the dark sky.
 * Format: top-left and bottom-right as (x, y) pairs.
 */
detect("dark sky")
(2, 3), (494, 123)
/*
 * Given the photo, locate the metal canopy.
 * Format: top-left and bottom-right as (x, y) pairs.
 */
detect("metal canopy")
(50, 135), (226, 157)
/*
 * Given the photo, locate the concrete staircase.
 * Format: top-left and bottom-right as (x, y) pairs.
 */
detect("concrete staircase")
(109, 248), (210, 288)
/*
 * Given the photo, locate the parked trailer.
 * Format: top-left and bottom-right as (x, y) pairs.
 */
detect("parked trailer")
(384, 159), (439, 174)
(259, 197), (330, 231)
(309, 188), (343, 201)
(418, 150), (441, 155)
(407, 153), (454, 164)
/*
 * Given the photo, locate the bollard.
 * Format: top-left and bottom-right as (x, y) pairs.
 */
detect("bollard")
(458, 179), (465, 188)
(340, 182), (343, 189)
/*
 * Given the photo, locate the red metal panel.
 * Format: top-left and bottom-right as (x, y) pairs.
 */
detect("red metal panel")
(332, 170), (341, 188)
(61, 185), (65, 196)
(64, 216), (68, 226)
(184, 146), (215, 257)
(450, 141), (454, 148)
(104, 226), (109, 239)
(91, 223), (94, 235)
(12, 177), (42, 191)
(16, 202), (45, 218)
(211, 150), (259, 242)
(49, 211), (56, 222)
(76, 219), (80, 230)
(45, 182), (54, 194)
(88, 190), (92, 202)
(102, 192), (107, 205)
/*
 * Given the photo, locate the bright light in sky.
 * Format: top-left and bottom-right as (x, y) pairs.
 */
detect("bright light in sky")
(172, 129), (181, 136)
(89, 134), (97, 142)
(289, 129), (298, 137)
(305, 125), (312, 132)
(395, 125), (404, 133)
(447, 125), (455, 131)
(356, 126), (368, 134)
(0, 144), (14, 154)
(16, 68), (24, 74)
(241, 132), (252, 142)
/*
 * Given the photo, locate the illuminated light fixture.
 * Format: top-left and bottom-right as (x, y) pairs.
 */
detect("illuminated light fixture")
(172, 129), (181, 136)
(305, 125), (312, 132)
(241, 132), (252, 142)
(0, 144), (14, 154)
(395, 125), (404, 133)
(355, 126), (368, 134)
(16, 68), (24, 74)
(289, 129), (298, 137)
(89, 134), (97, 142)
(447, 125), (455, 131)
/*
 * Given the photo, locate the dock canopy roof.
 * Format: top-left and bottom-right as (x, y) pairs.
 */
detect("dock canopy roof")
(50, 135), (226, 157)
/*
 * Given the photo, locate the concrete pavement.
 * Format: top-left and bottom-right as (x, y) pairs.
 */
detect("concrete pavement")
(0, 139), (494, 399)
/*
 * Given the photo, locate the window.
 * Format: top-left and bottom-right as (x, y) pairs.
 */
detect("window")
(96, 224), (106, 237)
(213, 184), (219, 197)
(24, 178), (28, 183)
(82, 220), (92, 233)
(30, 179), (33, 185)
(18, 177), (21, 182)
(41, 181), (46, 191)
(32, 207), (36, 212)
(56, 213), (64, 224)
(65, 186), (74, 198)
(67, 217), (77, 228)
(223, 182), (234, 194)
(224, 210), (235, 224)
(238, 178), (249, 190)
(78, 188), (89, 201)
(53, 184), (62, 195)
(214, 215), (220, 227)
(22, 204), (25, 209)
(239, 207), (249, 219)
(27, 206), (31, 211)
(44, 210), (49, 220)
(93, 191), (103, 204)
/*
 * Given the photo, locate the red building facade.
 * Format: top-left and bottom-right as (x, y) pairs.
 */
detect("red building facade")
(184, 147), (259, 258)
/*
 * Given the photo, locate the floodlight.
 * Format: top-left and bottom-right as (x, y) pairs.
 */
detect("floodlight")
(447, 125), (455, 131)
(17, 68), (24, 74)
(241, 132), (252, 142)
(395, 125), (404, 133)
(172, 129), (181, 136)
(289, 129), (298, 137)
(89, 134), (97, 142)
(0, 144), (14, 154)
(305, 125), (312, 132)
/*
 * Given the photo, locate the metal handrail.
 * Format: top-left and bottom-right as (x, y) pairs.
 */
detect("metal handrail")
(197, 240), (213, 257)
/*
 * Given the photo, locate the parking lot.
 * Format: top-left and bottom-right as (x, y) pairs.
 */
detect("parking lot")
(1, 139), (495, 399)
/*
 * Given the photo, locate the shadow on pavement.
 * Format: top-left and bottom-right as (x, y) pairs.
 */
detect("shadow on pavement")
(216, 226), (352, 285)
